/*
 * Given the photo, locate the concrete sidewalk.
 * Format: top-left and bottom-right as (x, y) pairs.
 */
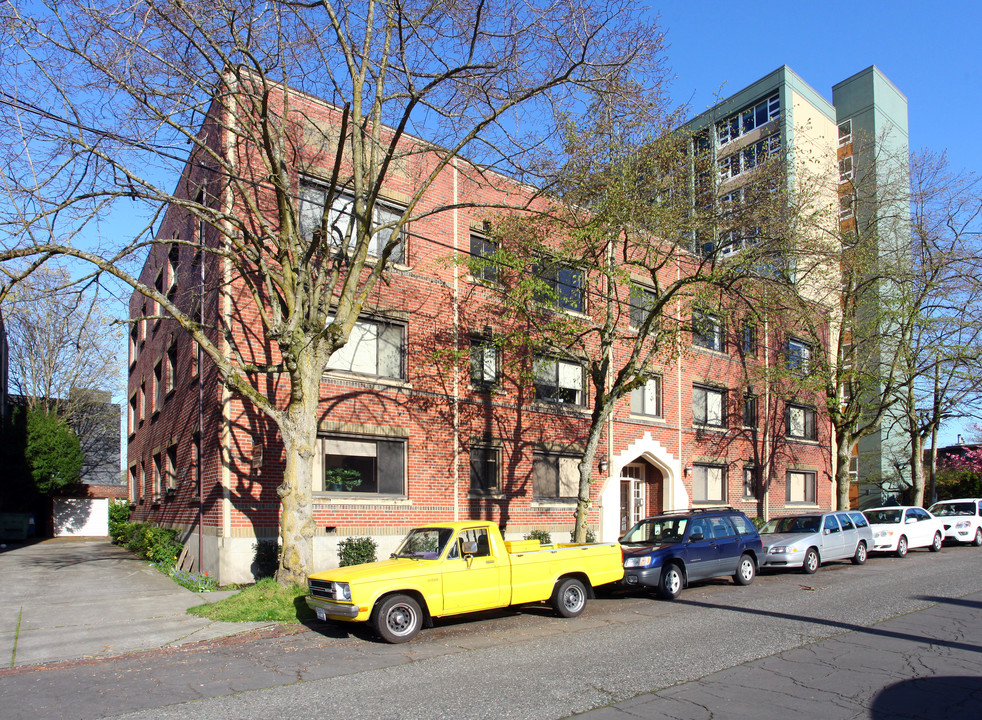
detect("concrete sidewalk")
(0, 539), (271, 668)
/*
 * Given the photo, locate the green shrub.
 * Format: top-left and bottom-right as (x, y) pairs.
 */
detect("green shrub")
(584, 528), (597, 543)
(338, 536), (377, 567)
(108, 499), (130, 541)
(122, 522), (182, 569)
(751, 516), (767, 530)
(253, 539), (280, 580)
(524, 529), (552, 545)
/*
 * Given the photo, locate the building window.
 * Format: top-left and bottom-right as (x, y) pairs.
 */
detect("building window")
(152, 453), (162, 500)
(165, 345), (177, 394)
(838, 119), (852, 146)
(693, 384), (726, 428)
(630, 283), (657, 328)
(742, 466), (758, 499)
(786, 470), (817, 504)
(787, 337), (812, 372)
(318, 436), (406, 495)
(718, 134), (781, 181)
(128, 465), (138, 503)
(299, 181), (405, 263)
(326, 317), (404, 380)
(532, 450), (579, 499)
(129, 324), (139, 367)
(535, 260), (584, 313)
(839, 156), (853, 184)
(470, 337), (499, 388)
(716, 93), (780, 146)
(469, 233), (498, 283)
(469, 446), (500, 495)
(128, 394), (137, 436)
(153, 360), (163, 413)
(787, 404), (817, 440)
(692, 310), (724, 352)
(741, 322), (757, 355)
(165, 445), (177, 490)
(839, 193), (854, 220)
(533, 356), (584, 405)
(743, 392), (758, 428)
(692, 464), (726, 503)
(138, 381), (145, 424)
(631, 376), (662, 418)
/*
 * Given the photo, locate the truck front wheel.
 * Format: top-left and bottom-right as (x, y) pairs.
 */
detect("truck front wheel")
(373, 594), (422, 643)
(551, 577), (587, 618)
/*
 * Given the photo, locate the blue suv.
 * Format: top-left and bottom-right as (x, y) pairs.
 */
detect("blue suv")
(620, 508), (763, 599)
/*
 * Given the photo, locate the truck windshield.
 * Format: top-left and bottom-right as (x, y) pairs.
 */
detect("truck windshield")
(393, 528), (454, 559)
(621, 517), (687, 545)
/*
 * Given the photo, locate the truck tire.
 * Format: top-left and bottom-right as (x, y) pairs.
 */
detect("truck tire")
(733, 553), (756, 586)
(657, 563), (683, 600)
(373, 594), (422, 643)
(551, 577), (587, 618)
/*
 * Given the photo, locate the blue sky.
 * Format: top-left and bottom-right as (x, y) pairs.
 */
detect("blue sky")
(657, 1), (981, 176)
(654, 1), (980, 445)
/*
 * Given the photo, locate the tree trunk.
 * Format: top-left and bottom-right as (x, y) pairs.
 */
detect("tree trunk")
(910, 432), (925, 507)
(275, 364), (320, 585)
(835, 431), (854, 510)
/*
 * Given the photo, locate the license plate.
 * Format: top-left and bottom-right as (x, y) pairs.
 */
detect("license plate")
(315, 607), (327, 621)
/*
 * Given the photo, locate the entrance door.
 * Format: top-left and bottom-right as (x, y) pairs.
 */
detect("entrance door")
(619, 464), (646, 534)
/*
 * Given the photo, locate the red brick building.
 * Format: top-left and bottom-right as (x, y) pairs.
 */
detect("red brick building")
(126, 83), (833, 583)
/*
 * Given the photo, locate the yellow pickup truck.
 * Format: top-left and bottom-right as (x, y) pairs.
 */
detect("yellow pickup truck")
(306, 520), (624, 642)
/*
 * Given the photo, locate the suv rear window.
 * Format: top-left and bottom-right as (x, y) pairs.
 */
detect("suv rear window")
(849, 512), (869, 528)
(729, 514), (757, 535)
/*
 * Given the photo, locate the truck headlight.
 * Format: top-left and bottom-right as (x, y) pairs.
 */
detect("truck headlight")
(624, 556), (653, 568)
(333, 582), (352, 601)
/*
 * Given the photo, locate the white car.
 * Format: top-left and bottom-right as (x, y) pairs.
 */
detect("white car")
(927, 498), (982, 546)
(864, 506), (944, 556)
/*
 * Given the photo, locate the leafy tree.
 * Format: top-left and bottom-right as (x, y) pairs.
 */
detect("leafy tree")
(23, 407), (84, 494)
(0, 0), (668, 582)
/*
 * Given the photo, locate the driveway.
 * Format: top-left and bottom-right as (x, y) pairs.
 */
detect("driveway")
(0, 539), (271, 668)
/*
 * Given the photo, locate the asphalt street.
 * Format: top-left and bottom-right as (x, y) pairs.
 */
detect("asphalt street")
(1, 538), (981, 720)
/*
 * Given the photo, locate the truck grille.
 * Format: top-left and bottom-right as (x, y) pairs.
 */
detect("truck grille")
(308, 578), (335, 600)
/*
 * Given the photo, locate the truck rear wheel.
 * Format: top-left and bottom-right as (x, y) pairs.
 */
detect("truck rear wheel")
(373, 594), (422, 643)
(551, 577), (587, 618)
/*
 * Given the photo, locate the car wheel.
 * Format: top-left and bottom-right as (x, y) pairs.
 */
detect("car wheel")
(658, 563), (683, 600)
(551, 577), (588, 618)
(852, 541), (868, 565)
(895, 536), (908, 558)
(733, 554), (756, 586)
(802, 547), (820, 574)
(373, 594), (422, 644)
(973, 528), (982, 547)
(930, 532), (943, 552)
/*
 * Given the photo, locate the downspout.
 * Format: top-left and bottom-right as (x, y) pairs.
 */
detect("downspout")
(452, 160), (460, 522)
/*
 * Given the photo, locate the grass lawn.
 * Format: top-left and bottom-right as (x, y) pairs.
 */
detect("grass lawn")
(188, 577), (316, 623)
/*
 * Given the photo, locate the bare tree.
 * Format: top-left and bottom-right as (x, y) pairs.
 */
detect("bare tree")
(3, 265), (122, 484)
(0, 0), (668, 582)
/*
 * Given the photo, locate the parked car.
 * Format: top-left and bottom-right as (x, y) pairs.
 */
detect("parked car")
(620, 507), (762, 600)
(865, 506), (944, 556)
(926, 498), (982, 546)
(759, 510), (872, 574)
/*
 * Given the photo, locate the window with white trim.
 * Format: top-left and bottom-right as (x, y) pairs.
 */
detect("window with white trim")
(316, 435), (406, 495)
(693, 384), (726, 428)
(469, 337), (499, 388)
(716, 93), (780, 147)
(693, 464), (726, 503)
(787, 337), (812, 372)
(326, 317), (404, 380)
(839, 156), (853, 183)
(533, 356), (584, 405)
(742, 466), (758, 499)
(469, 233), (498, 283)
(299, 181), (404, 262)
(535, 260), (584, 313)
(630, 283), (657, 328)
(839, 193), (854, 220)
(693, 310), (724, 352)
(532, 450), (579, 499)
(631, 375), (662, 418)
(787, 404), (817, 440)
(838, 119), (852, 146)
(786, 470), (817, 504)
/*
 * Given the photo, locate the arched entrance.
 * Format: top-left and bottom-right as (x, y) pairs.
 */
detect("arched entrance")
(599, 432), (687, 542)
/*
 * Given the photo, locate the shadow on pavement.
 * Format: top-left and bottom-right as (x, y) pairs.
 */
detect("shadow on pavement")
(871, 676), (982, 719)
(676, 597), (982, 656)
(915, 595), (982, 610)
